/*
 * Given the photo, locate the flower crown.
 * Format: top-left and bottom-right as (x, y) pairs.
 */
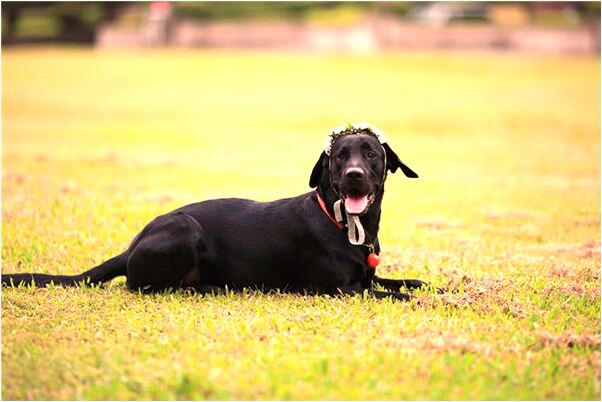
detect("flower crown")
(324, 122), (388, 156)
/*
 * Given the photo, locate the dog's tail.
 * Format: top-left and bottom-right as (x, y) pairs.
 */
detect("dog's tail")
(1, 252), (128, 288)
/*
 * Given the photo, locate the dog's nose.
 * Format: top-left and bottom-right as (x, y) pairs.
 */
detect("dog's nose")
(345, 168), (365, 180)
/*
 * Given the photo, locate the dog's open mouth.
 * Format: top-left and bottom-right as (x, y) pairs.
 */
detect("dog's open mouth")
(343, 191), (375, 215)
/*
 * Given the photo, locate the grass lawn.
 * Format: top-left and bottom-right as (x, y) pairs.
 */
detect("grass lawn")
(1, 48), (600, 400)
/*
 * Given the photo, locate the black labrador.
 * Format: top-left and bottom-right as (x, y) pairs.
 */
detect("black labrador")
(2, 125), (432, 300)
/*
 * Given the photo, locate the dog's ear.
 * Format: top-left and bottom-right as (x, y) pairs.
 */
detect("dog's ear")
(383, 143), (418, 178)
(309, 151), (328, 188)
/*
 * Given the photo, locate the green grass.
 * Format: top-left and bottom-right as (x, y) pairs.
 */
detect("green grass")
(2, 48), (600, 400)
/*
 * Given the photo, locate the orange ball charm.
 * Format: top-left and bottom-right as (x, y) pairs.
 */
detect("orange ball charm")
(367, 252), (380, 269)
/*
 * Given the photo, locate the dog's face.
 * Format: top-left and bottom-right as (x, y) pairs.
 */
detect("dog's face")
(329, 134), (386, 215)
(310, 131), (418, 215)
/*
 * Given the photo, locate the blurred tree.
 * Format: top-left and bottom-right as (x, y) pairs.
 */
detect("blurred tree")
(172, 2), (374, 22)
(377, 2), (412, 18)
(2, 2), (131, 44)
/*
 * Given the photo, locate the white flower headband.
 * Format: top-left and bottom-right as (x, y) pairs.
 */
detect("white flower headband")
(324, 122), (388, 156)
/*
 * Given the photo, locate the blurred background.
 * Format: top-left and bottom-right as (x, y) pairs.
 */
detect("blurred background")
(2, 1), (600, 54)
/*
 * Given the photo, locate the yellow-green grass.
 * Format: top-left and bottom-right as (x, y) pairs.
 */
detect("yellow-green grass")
(2, 48), (600, 400)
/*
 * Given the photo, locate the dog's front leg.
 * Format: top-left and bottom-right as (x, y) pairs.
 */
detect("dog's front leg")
(373, 276), (442, 293)
(336, 285), (412, 302)
(372, 290), (412, 301)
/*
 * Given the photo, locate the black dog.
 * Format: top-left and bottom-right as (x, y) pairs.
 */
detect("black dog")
(2, 124), (431, 300)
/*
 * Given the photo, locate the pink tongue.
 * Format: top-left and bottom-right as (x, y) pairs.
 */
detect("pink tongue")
(345, 195), (368, 214)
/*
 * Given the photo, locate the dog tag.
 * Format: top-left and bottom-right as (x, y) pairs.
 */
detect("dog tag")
(367, 253), (380, 269)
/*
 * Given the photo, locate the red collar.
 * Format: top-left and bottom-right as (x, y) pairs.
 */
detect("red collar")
(316, 192), (345, 229)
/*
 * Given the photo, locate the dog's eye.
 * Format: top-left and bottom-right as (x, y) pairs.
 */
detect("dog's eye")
(366, 151), (377, 158)
(336, 152), (347, 160)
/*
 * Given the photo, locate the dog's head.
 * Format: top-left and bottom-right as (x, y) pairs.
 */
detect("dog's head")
(309, 124), (418, 215)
